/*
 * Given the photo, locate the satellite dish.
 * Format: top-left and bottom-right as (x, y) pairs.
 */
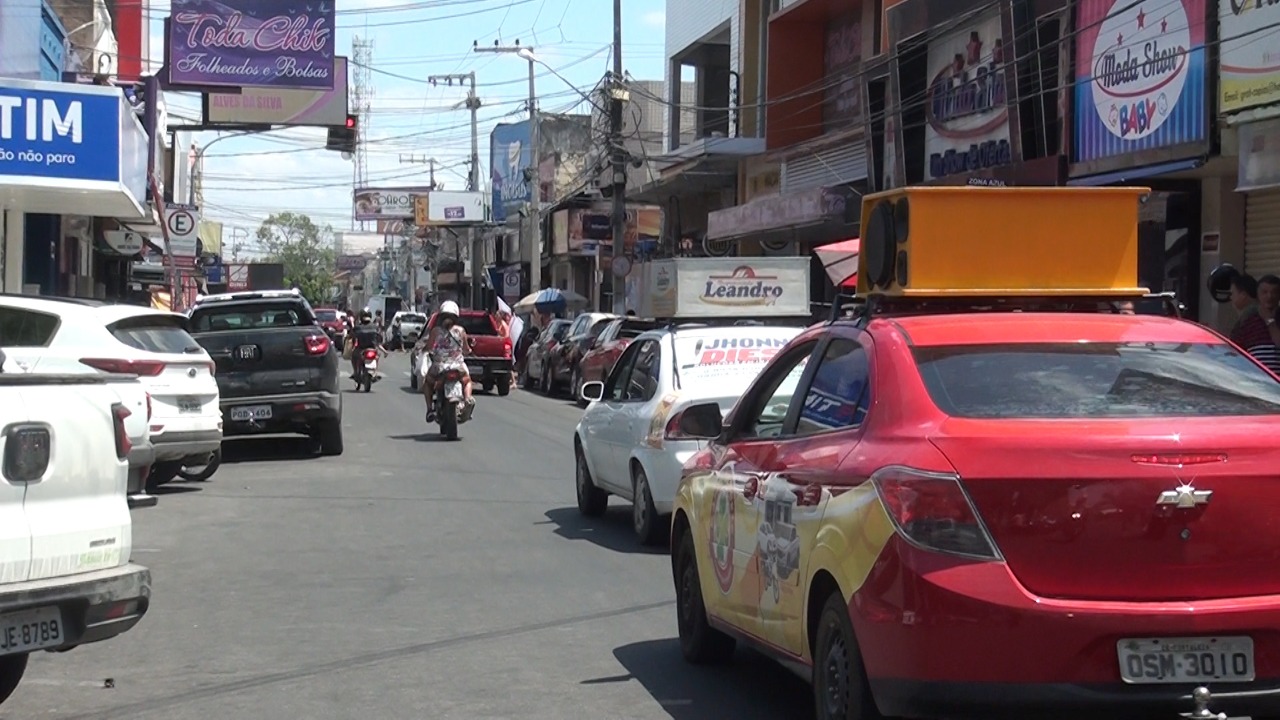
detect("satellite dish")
(341, 151), (353, 161)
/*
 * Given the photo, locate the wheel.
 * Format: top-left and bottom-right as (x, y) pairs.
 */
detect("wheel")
(0, 653), (29, 706)
(575, 445), (608, 517)
(572, 367), (586, 407)
(496, 374), (511, 396)
(317, 419), (344, 456)
(813, 592), (880, 720)
(632, 466), (666, 545)
(439, 401), (459, 440)
(145, 461), (182, 491)
(410, 369), (418, 391)
(674, 530), (736, 664)
(177, 448), (222, 482)
(362, 376), (372, 392)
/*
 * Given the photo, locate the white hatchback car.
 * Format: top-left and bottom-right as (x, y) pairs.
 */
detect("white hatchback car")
(0, 296), (222, 490)
(574, 323), (804, 544)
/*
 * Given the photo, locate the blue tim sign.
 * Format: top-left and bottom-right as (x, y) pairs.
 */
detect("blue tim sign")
(0, 83), (121, 184)
(489, 120), (531, 223)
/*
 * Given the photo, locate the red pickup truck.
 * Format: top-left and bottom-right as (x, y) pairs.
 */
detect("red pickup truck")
(426, 310), (513, 395)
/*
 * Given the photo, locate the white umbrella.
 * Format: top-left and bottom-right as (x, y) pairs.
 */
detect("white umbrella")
(813, 238), (860, 289)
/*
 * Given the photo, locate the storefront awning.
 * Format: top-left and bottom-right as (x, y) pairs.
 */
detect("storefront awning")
(0, 78), (148, 218)
(628, 136), (765, 204)
(1067, 158), (1204, 187)
(706, 185), (857, 241)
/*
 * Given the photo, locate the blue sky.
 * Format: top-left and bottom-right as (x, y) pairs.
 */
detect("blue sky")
(149, 0), (669, 248)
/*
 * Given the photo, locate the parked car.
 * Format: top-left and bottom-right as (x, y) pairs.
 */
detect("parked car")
(573, 323), (802, 543)
(0, 295), (221, 496)
(187, 289), (343, 455)
(419, 310), (513, 395)
(0, 362), (152, 707)
(576, 317), (664, 405)
(521, 319), (572, 391)
(390, 311), (428, 350)
(545, 312), (617, 398)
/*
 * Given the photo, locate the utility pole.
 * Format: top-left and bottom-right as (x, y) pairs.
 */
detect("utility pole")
(429, 72), (482, 308)
(398, 154), (438, 189)
(475, 41), (540, 296)
(609, 0), (627, 315)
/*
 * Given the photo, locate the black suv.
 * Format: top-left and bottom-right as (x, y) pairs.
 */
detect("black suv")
(187, 290), (344, 455)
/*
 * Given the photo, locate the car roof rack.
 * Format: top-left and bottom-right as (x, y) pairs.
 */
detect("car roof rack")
(193, 289), (304, 304)
(840, 291), (1182, 321)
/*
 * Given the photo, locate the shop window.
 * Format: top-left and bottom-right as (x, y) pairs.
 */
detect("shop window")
(1015, 9), (1062, 161)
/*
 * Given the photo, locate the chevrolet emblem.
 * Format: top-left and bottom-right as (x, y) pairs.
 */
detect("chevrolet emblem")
(1157, 483), (1212, 509)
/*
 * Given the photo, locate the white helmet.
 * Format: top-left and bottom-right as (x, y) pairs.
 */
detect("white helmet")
(439, 300), (461, 319)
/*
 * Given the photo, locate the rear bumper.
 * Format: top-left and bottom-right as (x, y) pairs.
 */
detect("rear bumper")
(0, 564), (151, 652)
(152, 429), (222, 463)
(220, 391), (341, 437)
(466, 357), (513, 379)
(852, 535), (1280, 718)
(126, 441), (155, 496)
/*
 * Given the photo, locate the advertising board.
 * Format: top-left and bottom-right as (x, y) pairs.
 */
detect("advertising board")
(638, 257), (812, 319)
(204, 57), (348, 127)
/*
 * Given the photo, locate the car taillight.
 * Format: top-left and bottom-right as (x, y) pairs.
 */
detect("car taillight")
(145, 392), (153, 421)
(112, 403), (132, 460)
(871, 466), (1000, 560)
(503, 338), (512, 359)
(363, 349), (378, 360)
(304, 334), (331, 355)
(80, 358), (166, 376)
(2, 424), (51, 482)
(204, 360), (216, 376)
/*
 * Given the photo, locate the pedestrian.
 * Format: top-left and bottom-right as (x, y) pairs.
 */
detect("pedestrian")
(1228, 272), (1280, 373)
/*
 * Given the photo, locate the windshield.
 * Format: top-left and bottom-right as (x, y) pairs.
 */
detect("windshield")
(673, 328), (802, 395)
(189, 303), (311, 332)
(314, 310), (339, 322)
(109, 316), (202, 354)
(913, 342), (1280, 418)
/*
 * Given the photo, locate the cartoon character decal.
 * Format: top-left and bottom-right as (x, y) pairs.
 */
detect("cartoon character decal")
(756, 488), (801, 604)
(645, 393), (680, 448)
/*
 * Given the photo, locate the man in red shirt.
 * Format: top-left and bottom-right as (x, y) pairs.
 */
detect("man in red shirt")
(1229, 273), (1280, 373)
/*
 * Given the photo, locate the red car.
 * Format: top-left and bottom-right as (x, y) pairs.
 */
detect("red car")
(577, 317), (663, 389)
(668, 185), (1280, 720)
(422, 310), (514, 395)
(314, 307), (347, 343)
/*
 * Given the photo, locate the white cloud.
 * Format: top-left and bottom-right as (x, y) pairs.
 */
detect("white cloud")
(642, 10), (665, 28)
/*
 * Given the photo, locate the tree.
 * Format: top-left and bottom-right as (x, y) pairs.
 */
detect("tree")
(255, 212), (337, 306)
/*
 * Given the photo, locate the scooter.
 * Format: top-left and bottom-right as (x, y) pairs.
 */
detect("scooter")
(354, 348), (381, 392)
(435, 368), (467, 440)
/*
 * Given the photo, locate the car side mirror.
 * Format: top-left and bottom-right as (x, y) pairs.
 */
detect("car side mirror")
(679, 402), (723, 439)
(581, 381), (605, 403)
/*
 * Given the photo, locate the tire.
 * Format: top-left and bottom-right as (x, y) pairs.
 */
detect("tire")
(145, 461), (182, 491)
(575, 445), (608, 517)
(362, 375), (372, 392)
(572, 367), (585, 407)
(439, 399), (459, 440)
(177, 448), (222, 482)
(496, 374), (511, 396)
(317, 419), (344, 456)
(674, 530), (735, 664)
(813, 592), (880, 720)
(632, 467), (665, 545)
(0, 653), (29, 707)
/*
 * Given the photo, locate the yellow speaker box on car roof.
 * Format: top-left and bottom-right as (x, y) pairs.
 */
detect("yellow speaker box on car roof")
(855, 186), (1151, 298)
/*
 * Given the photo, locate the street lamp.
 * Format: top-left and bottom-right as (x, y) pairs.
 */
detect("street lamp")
(190, 130), (258, 206)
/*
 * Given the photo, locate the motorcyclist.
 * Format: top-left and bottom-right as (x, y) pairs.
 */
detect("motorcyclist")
(349, 310), (385, 379)
(415, 300), (476, 423)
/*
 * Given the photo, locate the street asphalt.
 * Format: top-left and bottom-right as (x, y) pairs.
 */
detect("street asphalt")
(0, 352), (812, 720)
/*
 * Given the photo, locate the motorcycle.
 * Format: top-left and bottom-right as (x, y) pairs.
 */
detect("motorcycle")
(354, 348), (381, 392)
(435, 367), (467, 440)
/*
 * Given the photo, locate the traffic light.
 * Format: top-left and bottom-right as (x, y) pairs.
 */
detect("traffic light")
(326, 114), (358, 153)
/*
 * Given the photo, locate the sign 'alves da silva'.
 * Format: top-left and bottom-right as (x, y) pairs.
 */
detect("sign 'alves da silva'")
(637, 257), (811, 319)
